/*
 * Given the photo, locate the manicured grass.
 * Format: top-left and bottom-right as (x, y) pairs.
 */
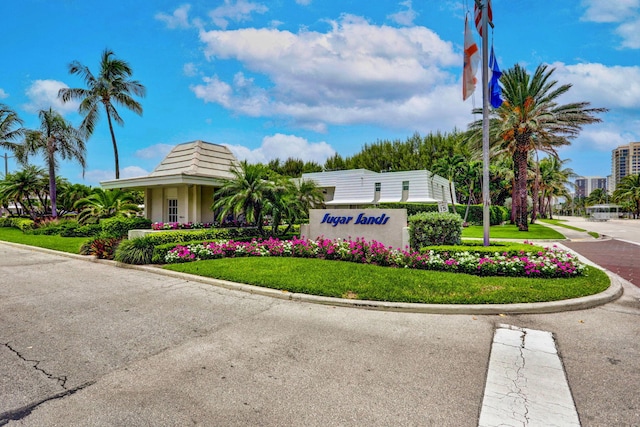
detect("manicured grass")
(462, 223), (565, 240)
(0, 227), (88, 254)
(163, 257), (609, 304)
(538, 218), (587, 232)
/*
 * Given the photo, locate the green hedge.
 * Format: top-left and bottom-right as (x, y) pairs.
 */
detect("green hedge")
(100, 216), (152, 238)
(379, 203), (508, 226)
(409, 212), (463, 247)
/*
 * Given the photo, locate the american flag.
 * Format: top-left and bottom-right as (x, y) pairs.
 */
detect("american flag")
(474, 0), (493, 37)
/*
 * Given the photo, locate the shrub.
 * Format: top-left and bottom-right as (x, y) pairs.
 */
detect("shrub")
(100, 216), (152, 238)
(60, 223), (102, 237)
(0, 217), (14, 227)
(13, 218), (35, 232)
(409, 211), (463, 248)
(82, 237), (122, 259)
(114, 236), (156, 265)
(379, 203), (507, 226)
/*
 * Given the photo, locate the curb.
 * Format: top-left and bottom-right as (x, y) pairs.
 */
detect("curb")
(1, 240), (624, 315)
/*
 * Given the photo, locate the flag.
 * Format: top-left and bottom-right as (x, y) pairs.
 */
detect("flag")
(489, 46), (503, 108)
(474, 0), (493, 37)
(463, 15), (480, 101)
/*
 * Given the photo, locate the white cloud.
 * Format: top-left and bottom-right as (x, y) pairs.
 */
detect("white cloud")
(581, 0), (639, 23)
(550, 62), (640, 109)
(193, 15), (463, 132)
(183, 62), (198, 77)
(295, 0), (312, 5)
(616, 18), (640, 48)
(121, 166), (150, 178)
(84, 166), (149, 184)
(224, 133), (335, 164)
(0, 88), (8, 99)
(388, 0), (418, 26)
(209, 0), (268, 30)
(155, 4), (192, 29)
(135, 143), (174, 159)
(23, 80), (79, 114)
(581, 0), (640, 48)
(578, 126), (638, 151)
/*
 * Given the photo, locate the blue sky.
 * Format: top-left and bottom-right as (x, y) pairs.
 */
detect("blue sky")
(2, 0), (639, 186)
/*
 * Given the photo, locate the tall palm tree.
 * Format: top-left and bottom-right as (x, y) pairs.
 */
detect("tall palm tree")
(470, 64), (605, 231)
(211, 161), (275, 233)
(19, 108), (86, 218)
(74, 188), (140, 224)
(432, 154), (465, 212)
(0, 104), (25, 176)
(58, 49), (146, 179)
(613, 174), (640, 218)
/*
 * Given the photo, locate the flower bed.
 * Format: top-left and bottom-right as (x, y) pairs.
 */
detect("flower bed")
(152, 222), (215, 230)
(164, 237), (586, 278)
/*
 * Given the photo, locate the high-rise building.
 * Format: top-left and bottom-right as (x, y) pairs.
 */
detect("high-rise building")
(612, 142), (640, 188)
(574, 176), (609, 198)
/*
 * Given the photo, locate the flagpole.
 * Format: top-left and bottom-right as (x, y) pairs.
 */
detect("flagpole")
(481, 0), (490, 246)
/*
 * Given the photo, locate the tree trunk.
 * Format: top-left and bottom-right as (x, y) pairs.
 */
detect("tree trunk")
(513, 137), (530, 231)
(104, 106), (120, 180)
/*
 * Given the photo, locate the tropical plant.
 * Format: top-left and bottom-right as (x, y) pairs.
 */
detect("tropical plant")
(211, 161), (275, 234)
(57, 182), (93, 215)
(470, 64), (605, 231)
(0, 104), (24, 168)
(538, 156), (575, 219)
(0, 165), (47, 217)
(18, 108), (86, 218)
(585, 188), (609, 206)
(613, 174), (640, 218)
(74, 188), (140, 224)
(58, 49), (146, 179)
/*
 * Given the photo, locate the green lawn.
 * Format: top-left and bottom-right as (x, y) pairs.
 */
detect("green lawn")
(462, 223), (565, 240)
(164, 257), (609, 304)
(0, 228), (88, 254)
(538, 218), (587, 232)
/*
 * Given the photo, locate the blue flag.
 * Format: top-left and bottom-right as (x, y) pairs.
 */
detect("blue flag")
(489, 46), (503, 108)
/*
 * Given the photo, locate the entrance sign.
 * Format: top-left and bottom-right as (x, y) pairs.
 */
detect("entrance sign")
(303, 209), (408, 250)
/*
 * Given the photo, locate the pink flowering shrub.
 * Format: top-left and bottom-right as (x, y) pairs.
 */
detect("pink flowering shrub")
(164, 237), (586, 278)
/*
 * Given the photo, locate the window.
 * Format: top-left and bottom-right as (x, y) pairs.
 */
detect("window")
(375, 182), (381, 192)
(402, 181), (409, 191)
(168, 199), (178, 223)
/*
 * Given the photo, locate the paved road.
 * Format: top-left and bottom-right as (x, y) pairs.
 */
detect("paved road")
(1, 226), (639, 426)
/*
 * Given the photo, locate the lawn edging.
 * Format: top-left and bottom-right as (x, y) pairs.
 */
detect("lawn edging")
(0, 239), (623, 315)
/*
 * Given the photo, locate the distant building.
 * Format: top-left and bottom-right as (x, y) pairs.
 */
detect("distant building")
(574, 176), (609, 198)
(301, 169), (454, 208)
(611, 142), (640, 188)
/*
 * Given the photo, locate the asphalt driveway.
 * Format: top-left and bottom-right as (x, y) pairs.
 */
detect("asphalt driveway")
(1, 238), (639, 426)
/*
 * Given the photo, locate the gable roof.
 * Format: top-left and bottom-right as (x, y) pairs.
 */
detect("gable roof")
(101, 140), (239, 189)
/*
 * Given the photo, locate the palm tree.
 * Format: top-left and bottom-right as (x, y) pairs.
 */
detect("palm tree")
(19, 108), (86, 218)
(458, 160), (482, 223)
(432, 154), (465, 212)
(0, 165), (46, 217)
(0, 104), (25, 175)
(74, 188), (140, 224)
(470, 64), (605, 231)
(57, 182), (93, 215)
(613, 174), (640, 218)
(538, 156), (575, 219)
(586, 188), (609, 206)
(58, 49), (146, 179)
(211, 161), (274, 233)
